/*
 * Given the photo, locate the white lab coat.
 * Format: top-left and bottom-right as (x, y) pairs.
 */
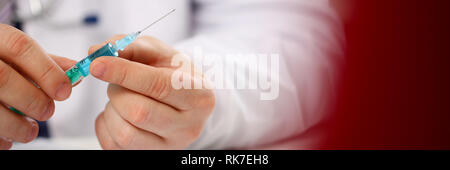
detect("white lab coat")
(12, 0), (343, 149)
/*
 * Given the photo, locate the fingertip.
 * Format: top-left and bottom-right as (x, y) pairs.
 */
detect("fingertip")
(37, 101), (55, 121)
(54, 81), (72, 101)
(49, 55), (74, 101)
(22, 118), (39, 143)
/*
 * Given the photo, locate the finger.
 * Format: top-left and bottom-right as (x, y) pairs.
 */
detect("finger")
(0, 105), (39, 143)
(49, 54), (82, 87)
(0, 137), (13, 150)
(88, 34), (126, 55)
(108, 84), (190, 138)
(0, 24), (72, 101)
(90, 56), (213, 110)
(103, 102), (167, 149)
(0, 60), (55, 121)
(49, 54), (77, 71)
(7, 54), (76, 81)
(95, 112), (121, 150)
(88, 35), (177, 67)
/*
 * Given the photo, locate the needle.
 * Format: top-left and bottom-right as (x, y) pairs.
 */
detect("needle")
(137, 9), (176, 34)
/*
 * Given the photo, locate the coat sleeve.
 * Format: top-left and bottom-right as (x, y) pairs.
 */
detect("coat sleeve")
(175, 0), (344, 149)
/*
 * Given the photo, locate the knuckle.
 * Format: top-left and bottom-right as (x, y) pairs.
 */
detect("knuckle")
(145, 71), (171, 100)
(6, 31), (34, 58)
(147, 110), (172, 131)
(182, 126), (202, 141)
(39, 64), (57, 83)
(116, 125), (135, 147)
(127, 103), (148, 125)
(194, 90), (216, 112)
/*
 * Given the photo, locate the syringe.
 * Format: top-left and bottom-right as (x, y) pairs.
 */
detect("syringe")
(9, 9), (176, 116)
(66, 9), (176, 85)
(64, 32), (139, 85)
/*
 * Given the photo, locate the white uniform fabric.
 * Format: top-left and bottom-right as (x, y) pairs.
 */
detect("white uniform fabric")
(14, 0), (343, 149)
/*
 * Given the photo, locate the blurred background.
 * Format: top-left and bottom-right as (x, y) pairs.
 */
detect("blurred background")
(323, 0), (450, 149)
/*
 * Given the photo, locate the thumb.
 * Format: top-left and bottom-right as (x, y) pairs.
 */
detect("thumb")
(49, 54), (83, 87)
(49, 54), (77, 71)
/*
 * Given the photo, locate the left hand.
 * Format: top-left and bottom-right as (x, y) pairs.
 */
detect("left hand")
(88, 35), (215, 149)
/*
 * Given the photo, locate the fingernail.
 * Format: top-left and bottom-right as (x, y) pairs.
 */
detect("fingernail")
(91, 62), (106, 78)
(25, 122), (38, 142)
(40, 102), (54, 121)
(56, 82), (70, 100)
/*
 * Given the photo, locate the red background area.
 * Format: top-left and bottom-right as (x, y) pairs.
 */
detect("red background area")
(323, 0), (450, 149)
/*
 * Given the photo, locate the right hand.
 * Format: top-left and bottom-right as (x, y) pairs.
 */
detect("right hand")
(0, 24), (76, 149)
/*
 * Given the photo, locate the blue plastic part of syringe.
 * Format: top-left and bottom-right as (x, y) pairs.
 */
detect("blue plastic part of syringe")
(114, 32), (139, 51)
(75, 43), (117, 77)
(74, 32), (139, 77)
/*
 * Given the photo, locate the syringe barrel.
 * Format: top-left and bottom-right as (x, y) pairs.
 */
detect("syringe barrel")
(81, 43), (119, 76)
(66, 43), (119, 85)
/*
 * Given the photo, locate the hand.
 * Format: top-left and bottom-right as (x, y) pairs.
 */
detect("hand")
(0, 24), (75, 149)
(89, 35), (215, 149)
